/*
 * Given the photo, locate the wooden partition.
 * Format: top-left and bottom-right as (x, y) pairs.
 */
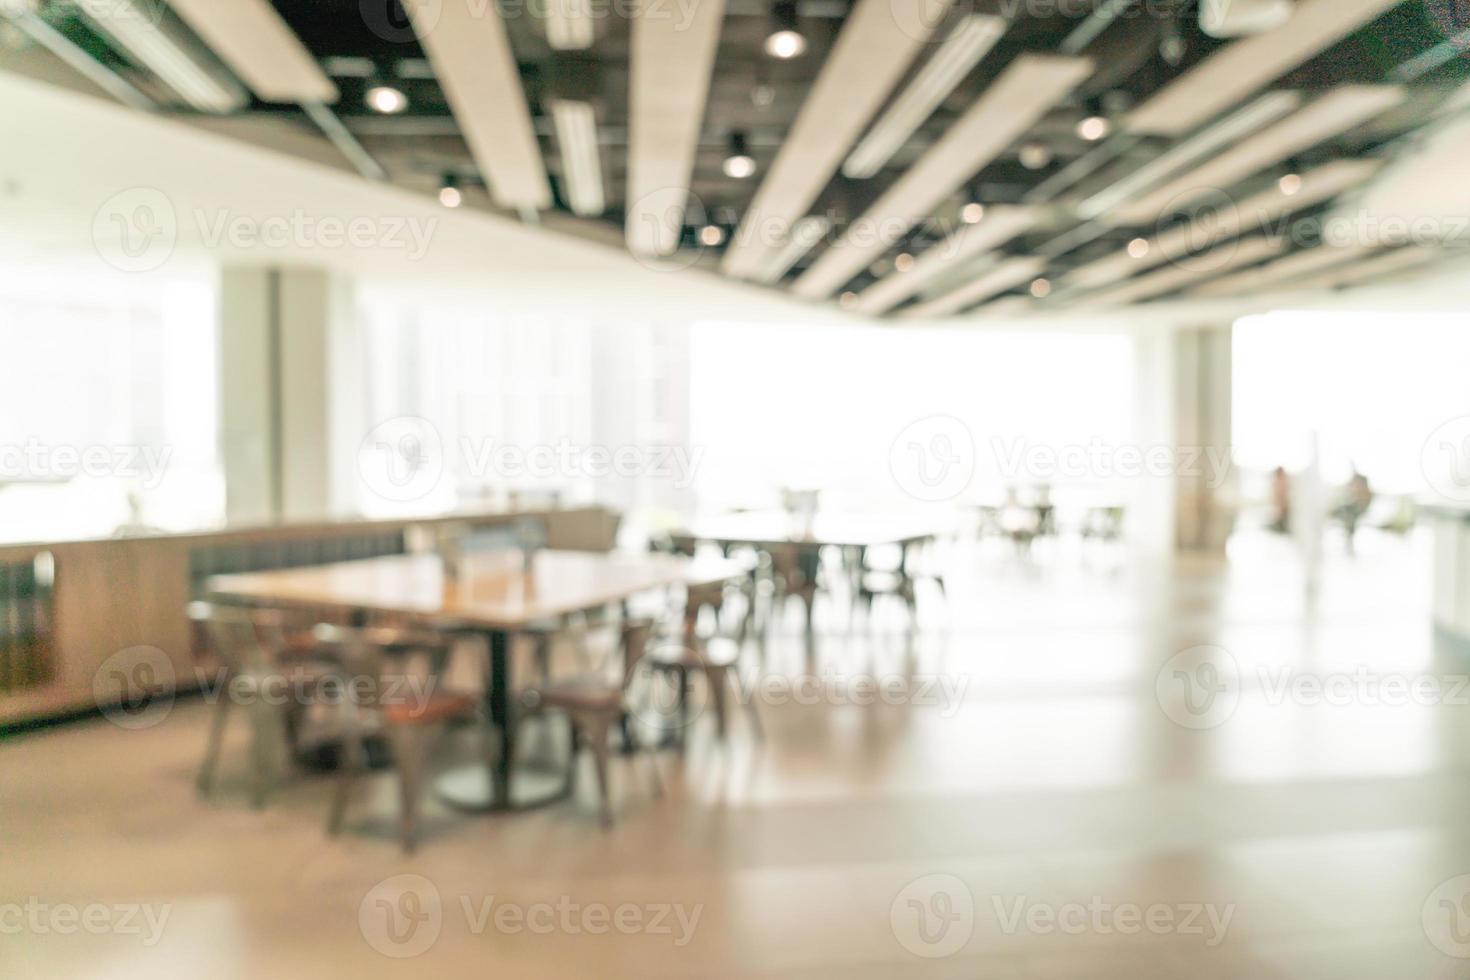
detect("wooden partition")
(0, 505), (620, 727)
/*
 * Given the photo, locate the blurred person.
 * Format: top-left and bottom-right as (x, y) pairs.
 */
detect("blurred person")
(1269, 466), (1292, 534)
(1334, 467), (1374, 554)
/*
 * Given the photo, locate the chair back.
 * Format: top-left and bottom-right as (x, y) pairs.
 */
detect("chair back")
(618, 619), (655, 693)
(310, 623), (393, 712)
(186, 601), (284, 677)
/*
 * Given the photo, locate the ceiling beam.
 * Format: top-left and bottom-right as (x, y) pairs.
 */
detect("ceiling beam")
(1126, 0), (1409, 136)
(900, 256), (1048, 319)
(166, 0), (339, 104)
(721, 0), (956, 281)
(791, 54), (1093, 300)
(1191, 242), (1378, 297)
(1111, 86), (1404, 227)
(850, 207), (1039, 315)
(1066, 158), (1380, 291)
(624, 0), (725, 256)
(1080, 235), (1288, 306)
(401, 0), (551, 212)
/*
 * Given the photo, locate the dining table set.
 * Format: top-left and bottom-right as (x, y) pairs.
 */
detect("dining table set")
(194, 510), (951, 847)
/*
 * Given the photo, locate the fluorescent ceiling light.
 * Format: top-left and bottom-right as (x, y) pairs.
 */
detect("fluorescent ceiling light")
(1081, 235), (1288, 306)
(1078, 92), (1302, 221)
(1111, 86), (1403, 227)
(793, 54), (1093, 300)
(165, 0), (339, 104)
(1190, 242), (1376, 296)
(545, 0), (595, 49)
(400, 0), (551, 211)
(77, 0), (246, 113)
(841, 15), (1008, 180)
(551, 101), (605, 216)
(721, 0), (957, 280)
(1068, 158), (1379, 289)
(901, 256), (1047, 318)
(1284, 245), (1451, 291)
(1127, 0), (1407, 136)
(760, 216), (832, 281)
(850, 207), (1038, 315)
(624, 0), (724, 256)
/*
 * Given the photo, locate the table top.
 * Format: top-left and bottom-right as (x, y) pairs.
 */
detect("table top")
(671, 512), (947, 549)
(208, 550), (750, 630)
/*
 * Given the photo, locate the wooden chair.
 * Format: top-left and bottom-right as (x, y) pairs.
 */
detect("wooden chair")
(519, 620), (661, 827)
(310, 622), (488, 852)
(186, 601), (334, 808)
(768, 544), (819, 657)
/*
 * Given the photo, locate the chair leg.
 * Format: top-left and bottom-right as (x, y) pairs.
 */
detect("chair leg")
(247, 701), (285, 810)
(581, 713), (615, 828)
(327, 732), (363, 837)
(706, 665), (730, 739)
(737, 665), (764, 740)
(390, 726), (423, 853)
(196, 697), (231, 798)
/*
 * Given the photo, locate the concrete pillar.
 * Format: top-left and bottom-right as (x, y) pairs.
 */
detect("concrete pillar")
(1131, 322), (1236, 555)
(219, 265), (363, 525)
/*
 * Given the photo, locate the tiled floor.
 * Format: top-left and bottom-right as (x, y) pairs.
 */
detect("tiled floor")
(5, 530), (1470, 977)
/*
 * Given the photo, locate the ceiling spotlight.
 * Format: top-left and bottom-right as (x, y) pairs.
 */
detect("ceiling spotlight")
(838, 291), (858, 309)
(1019, 142), (1054, 170)
(1077, 115), (1110, 142)
(1127, 237), (1150, 258)
(752, 83), (776, 108)
(764, 0), (806, 59)
(961, 202), (986, 224)
(1278, 172), (1303, 196)
(1029, 277), (1053, 298)
(699, 224), (725, 246)
(365, 83), (408, 114)
(723, 132), (757, 179)
(894, 252), (915, 272)
(439, 174), (463, 208)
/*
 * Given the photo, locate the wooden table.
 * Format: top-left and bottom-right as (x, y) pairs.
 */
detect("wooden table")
(670, 513), (949, 660)
(209, 550), (750, 811)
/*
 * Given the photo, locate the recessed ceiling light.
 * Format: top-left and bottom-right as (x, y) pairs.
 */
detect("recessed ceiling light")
(894, 252), (915, 272)
(365, 84), (408, 114)
(961, 202), (986, 224)
(1127, 237), (1150, 258)
(1019, 142), (1054, 170)
(699, 224), (725, 246)
(764, 1), (806, 59)
(839, 291), (858, 308)
(1030, 277), (1053, 298)
(1278, 172), (1303, 195)
(723, 132), (757, 179)
(438, 175), (462, 208)
(1077, 115), (1110, 141)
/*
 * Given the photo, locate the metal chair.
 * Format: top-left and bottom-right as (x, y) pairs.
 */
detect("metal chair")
(311, 622), (489, 853)
(186, 601), (333, 808)
(648, 578), (762, 741)
(520, 619), (661, 827)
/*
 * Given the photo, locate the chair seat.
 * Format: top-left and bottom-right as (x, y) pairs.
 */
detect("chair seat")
(382, 690), (479, 725)
(650, 637), (742, 670)
(530, 675), (622, 712)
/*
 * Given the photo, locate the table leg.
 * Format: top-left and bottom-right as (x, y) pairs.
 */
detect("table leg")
(487, 628), (512, 808)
